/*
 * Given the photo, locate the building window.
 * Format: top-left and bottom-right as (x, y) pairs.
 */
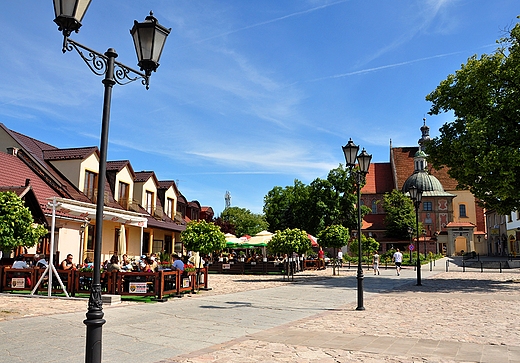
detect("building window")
(166, 197), (174, 218)
(423, 202), (432, 211)
(145, 191), (154, 214)
(84, 170), (97, 200)
(459, 204), (467, 218)
(371, 200), (377, 214)
(118, 182), (129, 209)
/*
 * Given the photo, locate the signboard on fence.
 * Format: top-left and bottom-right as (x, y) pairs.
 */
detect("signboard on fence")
(12, 278), (25, 288)
(129, 282), (147, 293)
(182, 278), (190, 288)
(222, 263), (231, 269)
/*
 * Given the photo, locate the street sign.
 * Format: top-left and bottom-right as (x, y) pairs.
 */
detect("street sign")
(409, 244), (415, 251)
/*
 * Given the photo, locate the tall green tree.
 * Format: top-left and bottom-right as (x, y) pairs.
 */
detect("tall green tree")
(425, 19), (520, 214)
(0, 191), (47, 253)
(263, 165), (364, 236)
(219, 206), (268, 237)
(381, 190), (417, 239)
(263, 180), (310, 233)
(181, 220), (226, 254)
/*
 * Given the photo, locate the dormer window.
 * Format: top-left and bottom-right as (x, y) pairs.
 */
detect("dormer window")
(146, 191), (154, 214)
(118, 181), (129, 209)
(166, 197), (174, 218)
(84, 170), (97, 200)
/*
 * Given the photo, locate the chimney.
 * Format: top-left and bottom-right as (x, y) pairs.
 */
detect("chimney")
(25, 179), (30, 186)
(6, 147), (18, 156)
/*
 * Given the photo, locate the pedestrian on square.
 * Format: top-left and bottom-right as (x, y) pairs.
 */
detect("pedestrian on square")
(318, 247), (325, 270)
(393, 249), (403, 276)
(372, 251), (380, 275)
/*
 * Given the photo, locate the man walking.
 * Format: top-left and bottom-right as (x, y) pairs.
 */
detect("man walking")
(393, 249), (403, 276)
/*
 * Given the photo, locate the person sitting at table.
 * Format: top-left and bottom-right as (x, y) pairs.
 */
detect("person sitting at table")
(106, 255), (121, 272)
(141, 257), (154, 272)
(60, 254), (77, 270)
(121, 254), (133, 271)
(83, 257), (93, 268)
(171, 254), (184, 271)
(12, 255), (29, 269)
(33, 254), (48, 268)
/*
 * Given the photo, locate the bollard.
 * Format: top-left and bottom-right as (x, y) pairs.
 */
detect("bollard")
(430, 260), (432, 271)
(477, 253), (480, 262)
(500, 262), (502, 273)
(481, 261), (483, 273)
(348, 260), (351, 270)
(462, 259), (465, 272)
(446, 259), (449, 272)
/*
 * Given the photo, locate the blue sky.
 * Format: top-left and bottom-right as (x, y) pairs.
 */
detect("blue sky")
(0, 1), (518, 216)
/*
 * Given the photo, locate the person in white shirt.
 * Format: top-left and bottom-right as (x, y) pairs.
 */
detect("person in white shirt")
(373, 252), (380, 275)
(392, 249), (403, 276)
(337, 250), (343, 267)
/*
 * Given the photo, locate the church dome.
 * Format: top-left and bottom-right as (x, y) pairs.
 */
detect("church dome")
(402, 171), (445, 194)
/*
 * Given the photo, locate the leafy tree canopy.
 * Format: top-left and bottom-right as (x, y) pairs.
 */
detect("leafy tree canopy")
(181, 220), (226, 254)
(425, 19), (520, 214)
(263, 165), (364, 236)
(267, 228), (312, 255)
(0, 191), (47, 252)
(381, 190), (417, 239)
(349, 234), (379, 260)
(219, 206), (268, 238)
(317, 224), (350, 249)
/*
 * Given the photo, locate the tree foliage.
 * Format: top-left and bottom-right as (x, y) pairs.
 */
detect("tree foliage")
(381, 190), (417, 238)
(218, 206), (268, 238)
(0, 191), (47, 252)
(263, 165), (363, 236)
(267, 228), (312, 255)
(349, 234), (379, 261)
(317, 224), (350, 249)
(425, 19), (520, 214)
(181, 220), (226, 254)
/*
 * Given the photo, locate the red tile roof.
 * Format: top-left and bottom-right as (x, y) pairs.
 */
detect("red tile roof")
(43, 147), (98, 161)
(107, 160), (135, 177)
(134, 171), (158, 184)
(362, 162), (394, 194)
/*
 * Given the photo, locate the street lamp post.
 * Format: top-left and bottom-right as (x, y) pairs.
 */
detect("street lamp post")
(408, 226), (413, 263)
(342, 138), (372, 311)
(52, 2), (170, 362)
(408, 185), (423, 286)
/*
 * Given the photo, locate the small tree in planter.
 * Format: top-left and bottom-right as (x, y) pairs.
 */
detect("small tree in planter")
(0, 191), (47, 256)
(267, 228), (312, 280)
(317, 224), (349, 276)
(181, 220), (226, 289)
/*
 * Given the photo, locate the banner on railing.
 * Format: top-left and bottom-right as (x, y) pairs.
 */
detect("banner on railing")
(129, 282), (147, 293)
(12, 278), (25, 288)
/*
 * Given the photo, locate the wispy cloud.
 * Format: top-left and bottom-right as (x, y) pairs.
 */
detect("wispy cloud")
(302, 51), (462, 83)
(190, 0), (349, 45)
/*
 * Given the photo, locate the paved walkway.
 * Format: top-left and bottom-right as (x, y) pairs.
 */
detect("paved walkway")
(1, 259), (519, 362)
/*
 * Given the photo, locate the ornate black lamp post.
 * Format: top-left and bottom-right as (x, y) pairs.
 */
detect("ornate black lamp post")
(408, 226), (413, 263)
(342, 138), (372, 310)
(52, 1), (170, 362)
(408, 185), (423, 286)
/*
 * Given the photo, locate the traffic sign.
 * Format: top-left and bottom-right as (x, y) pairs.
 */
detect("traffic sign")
(409, 244), (415, 251)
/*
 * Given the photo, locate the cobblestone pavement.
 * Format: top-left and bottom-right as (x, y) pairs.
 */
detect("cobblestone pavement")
(169, 269), (520, 363)
(2, 265), (520, 362)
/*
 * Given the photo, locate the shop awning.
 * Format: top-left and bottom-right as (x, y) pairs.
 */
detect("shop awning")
(50, 197), (148, 227)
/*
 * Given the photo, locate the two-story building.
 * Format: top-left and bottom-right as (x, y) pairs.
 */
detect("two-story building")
(0, 123), (209, 265)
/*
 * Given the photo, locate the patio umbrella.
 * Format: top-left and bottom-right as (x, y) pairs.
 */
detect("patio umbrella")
(308, 234), (319, 247)
(225, 233), (242, 248)
(118, 224), (127, 260)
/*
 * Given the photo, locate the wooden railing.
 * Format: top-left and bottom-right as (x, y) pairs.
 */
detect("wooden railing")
(0, 266), (209, 300)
